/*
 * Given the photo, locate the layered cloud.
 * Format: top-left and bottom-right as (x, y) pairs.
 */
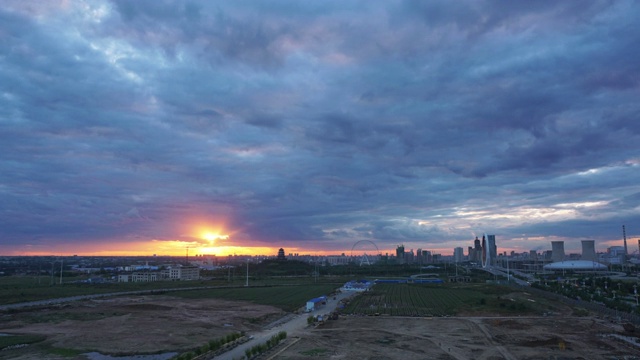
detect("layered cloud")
(1, 0), (639, 255)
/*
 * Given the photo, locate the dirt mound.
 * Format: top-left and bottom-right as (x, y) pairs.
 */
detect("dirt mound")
(121, 303), (174, 311)
(491, 319), (531, 329)
(518, 336), (567, 347)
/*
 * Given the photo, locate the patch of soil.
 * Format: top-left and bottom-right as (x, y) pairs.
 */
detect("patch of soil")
(278, 316), (640, 359)
(489, 318), (531, 329)
(121, 303), (174, 311)
(517, 336), (566, 347)
(0, 295), (284, 357)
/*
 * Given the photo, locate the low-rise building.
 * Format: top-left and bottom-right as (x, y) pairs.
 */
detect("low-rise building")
(162, 266), (200, 281)
(342, 280), (373, 291)
(118, 271), (159, 282)
(306, 296), (327, 312)
(117, 266), (199, 283)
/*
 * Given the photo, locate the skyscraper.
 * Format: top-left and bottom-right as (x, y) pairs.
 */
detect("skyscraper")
(454, 247), (464, 262)
(396, 245), (405, 264)
(481, 235), (487, 267)
(469, 236), (482, 263)
(487, 235), (497, 266)
(480, 234), (497, 268)
(551, 241), (565, 262)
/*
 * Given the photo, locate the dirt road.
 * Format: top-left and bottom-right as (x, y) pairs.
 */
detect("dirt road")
(219, 291), (355, 360)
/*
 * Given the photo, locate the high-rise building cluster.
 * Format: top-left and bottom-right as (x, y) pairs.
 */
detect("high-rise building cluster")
(465, 234), (497, 268)
(393, 245), (433, 264)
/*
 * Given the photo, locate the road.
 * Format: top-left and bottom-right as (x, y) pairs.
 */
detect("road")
(482, 266), (531, 286)
(0, 286), (213, 311)
(219, 290), (355, 360)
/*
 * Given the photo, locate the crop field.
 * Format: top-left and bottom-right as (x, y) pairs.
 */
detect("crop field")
(343, 283), (533, 316)
(0, 275), (344, 306)
(171, 284), (338, 312)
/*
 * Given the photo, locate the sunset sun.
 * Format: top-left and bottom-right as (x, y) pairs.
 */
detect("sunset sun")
(202, 232), (229, 243)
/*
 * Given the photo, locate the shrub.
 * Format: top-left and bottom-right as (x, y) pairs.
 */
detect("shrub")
(572, 307), (589, 317)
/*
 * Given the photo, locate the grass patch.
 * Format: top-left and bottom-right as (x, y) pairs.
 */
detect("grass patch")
(0, 275), (347, 306)
(343, 283), (537, 316)
(21, 311), (127, 324)
(45, 346), (87, 357)
(171, 284), (338, 312)
(0, 334), (46, 349)
(572, 307), (590, 316)
(0, 278), (230, 305)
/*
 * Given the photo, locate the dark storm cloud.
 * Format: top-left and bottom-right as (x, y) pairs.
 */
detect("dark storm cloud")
(1, 0), (639, 254)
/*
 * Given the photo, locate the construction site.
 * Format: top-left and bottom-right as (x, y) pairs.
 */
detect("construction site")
(279, 315), (640, 360)
(2, 284), (640, 359)
(276, 282), (640, 360)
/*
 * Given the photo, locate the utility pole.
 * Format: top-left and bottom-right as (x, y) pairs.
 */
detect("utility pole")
(50, 261), (55, 286)
(245, 259), (249, 287)
(624, 225), (628, 259)
(59, 259), (63, 285)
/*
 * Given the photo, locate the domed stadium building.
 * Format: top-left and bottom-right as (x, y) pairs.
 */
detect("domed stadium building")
(543, 260), (608, 272)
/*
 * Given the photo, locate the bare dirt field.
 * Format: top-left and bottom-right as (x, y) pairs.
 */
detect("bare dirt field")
(0, 295), (284, 359)
(4, 292), (640, 360)
(277, 315), (640, 360)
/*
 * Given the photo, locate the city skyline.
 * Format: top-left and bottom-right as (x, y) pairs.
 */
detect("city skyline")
(1, 1), (640, 257)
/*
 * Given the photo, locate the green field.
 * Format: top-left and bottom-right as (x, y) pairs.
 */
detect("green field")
(0, 334), (46, 349)
(343, 283), (534, 316)
(0, 275), (345, 306)
(0, 277), (230, 305)
(170, 284), (339, 312)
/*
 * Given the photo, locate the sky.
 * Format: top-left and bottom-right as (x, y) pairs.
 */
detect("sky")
(1, 0), (639, 257)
